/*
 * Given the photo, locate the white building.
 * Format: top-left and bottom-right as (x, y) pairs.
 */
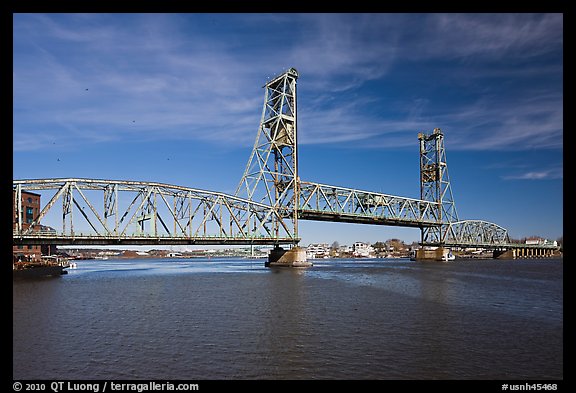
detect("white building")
(525, 237), (558, 246)
(306, 243), (330, 259)
(353, 242), (374, 258)
(339, 245), (353, 254)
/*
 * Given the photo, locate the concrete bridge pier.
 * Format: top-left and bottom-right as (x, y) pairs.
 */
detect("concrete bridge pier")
(266, 245), (313, 268)
(494, 249), (515, 259)
(414, 247), (450, 261)
(494, 247), (556, 259)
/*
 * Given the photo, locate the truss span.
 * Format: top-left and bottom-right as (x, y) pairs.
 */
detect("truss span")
(13, 178), (298, 246)
(442, 220), (510, 247)
(298, 181), (441, 228)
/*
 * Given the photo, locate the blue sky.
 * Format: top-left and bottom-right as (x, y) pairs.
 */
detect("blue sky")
(13, 13), (563, 246)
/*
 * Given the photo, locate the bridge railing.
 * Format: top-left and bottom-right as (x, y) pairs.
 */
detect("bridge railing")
(298, 181), (441, 227)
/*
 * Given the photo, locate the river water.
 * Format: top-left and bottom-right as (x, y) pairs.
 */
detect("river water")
(13, 257), (563, 380)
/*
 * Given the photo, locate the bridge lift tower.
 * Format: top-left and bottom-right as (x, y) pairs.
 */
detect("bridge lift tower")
(418, 128), (458, 245)
(235, 68), (309, 266)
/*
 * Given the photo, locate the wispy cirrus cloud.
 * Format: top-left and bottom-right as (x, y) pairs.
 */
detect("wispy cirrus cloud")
(309, 88), (563, 152)
(502, 167), (563, 180)
(14, 14), (264, 149)
(13, 13), (563, 155)
(435, 93), (563, 151)
(13, 13), (401, 152)
(404, 13), (563, 60)
(473, 156), (563, 182)
(286, 14), (400, 90)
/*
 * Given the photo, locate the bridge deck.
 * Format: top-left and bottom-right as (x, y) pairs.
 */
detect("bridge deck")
(13, 235), (296, 246)
(298, 210), (438, 228)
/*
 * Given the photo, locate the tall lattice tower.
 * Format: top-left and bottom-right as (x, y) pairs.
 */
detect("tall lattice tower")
(418, 128), (458, 245)
(235, 68), (300, 242)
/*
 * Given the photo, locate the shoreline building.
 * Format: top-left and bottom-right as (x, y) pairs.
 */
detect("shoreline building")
(13, 190), (42, 262)
(306, 243), (330, 259)
(353, 242), (374, 258)
(525, 237), (558, 247)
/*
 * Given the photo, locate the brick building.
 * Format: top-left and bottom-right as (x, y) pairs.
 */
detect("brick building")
(13, 190), (42, 262)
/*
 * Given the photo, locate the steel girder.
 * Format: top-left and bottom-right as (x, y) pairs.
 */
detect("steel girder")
(13, 178), (297, 245)
(439, 220), (510, 247)
(298, 181), (440, 227)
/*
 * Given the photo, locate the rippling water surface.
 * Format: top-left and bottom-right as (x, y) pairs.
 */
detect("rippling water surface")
(13, 258), (563, 380)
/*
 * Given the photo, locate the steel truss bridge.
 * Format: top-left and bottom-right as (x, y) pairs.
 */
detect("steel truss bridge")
(13, 68), (557, 254)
